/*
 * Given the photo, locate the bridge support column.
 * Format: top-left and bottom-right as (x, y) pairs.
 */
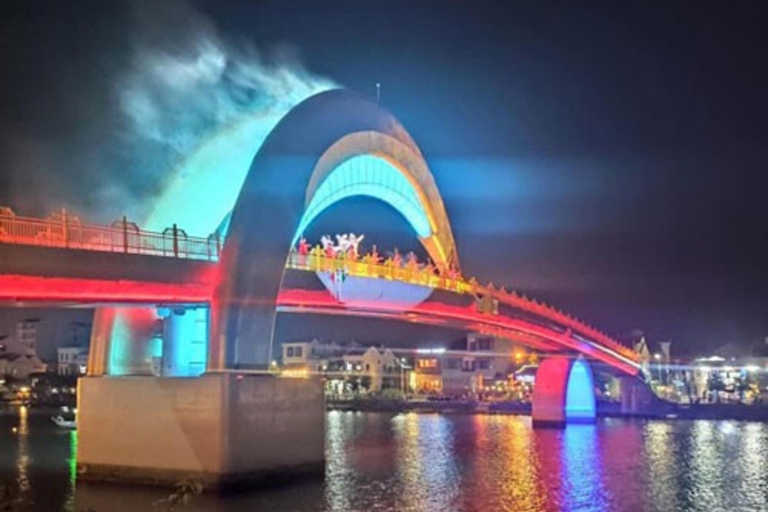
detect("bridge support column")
(532, 356), (596, 428)
(159, 307), (209, 377)
(620, 375), (662, 416)
(77, 373), (325, 490)
(89, 307), (160, 376)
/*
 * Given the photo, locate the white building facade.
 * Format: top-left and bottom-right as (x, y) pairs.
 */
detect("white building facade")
(57, 346), (89, 376)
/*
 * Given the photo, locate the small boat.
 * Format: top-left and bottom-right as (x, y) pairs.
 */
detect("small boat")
(51, 415), (76, 429)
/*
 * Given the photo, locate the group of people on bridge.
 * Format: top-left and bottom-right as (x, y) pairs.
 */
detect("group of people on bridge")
(291, 234), (463, 281)
(287, 235), (636, 362)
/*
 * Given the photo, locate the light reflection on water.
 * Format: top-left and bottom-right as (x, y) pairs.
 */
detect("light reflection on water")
(0, 409), (767, 511)
(16, 406), (30, 498)
(561, 425), (609, 511)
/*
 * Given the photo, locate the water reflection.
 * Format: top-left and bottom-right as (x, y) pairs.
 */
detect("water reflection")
(0, 409), (766, 512)
(644, 421), (678, 510)
(738, 423), (766, 507)
(63, 431), (77, 511)
(561, 425), (610, 511)
(498, 416), (546, 511)
(325, 411), (353, 512)
(393, 413), (460, 511)
(16, 406), (30, 497)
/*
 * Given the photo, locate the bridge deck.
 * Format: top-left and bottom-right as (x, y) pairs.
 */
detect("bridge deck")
(0, 209), (639, 375)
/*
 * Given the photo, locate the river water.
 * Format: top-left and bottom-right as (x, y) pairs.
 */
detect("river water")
(1, 407), (766, 512)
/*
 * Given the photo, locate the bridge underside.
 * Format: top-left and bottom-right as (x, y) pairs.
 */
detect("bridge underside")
(0, 271), (639, 376)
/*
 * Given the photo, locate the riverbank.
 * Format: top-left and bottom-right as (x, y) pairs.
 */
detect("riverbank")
(327, 398), (768, 421)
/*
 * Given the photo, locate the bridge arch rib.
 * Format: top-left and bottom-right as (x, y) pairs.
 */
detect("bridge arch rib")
(209, 89), (459, 369)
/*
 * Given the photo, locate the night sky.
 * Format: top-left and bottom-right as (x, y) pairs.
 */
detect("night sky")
(1, 1), (766, 354)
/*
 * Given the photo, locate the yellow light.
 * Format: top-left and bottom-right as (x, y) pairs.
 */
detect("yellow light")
(281, 368), (310, 379)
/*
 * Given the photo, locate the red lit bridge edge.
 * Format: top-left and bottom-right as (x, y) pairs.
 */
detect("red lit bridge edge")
(0, 207), (640, 375)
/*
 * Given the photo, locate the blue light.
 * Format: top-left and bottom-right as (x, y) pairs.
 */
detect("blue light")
(561, 422), (606, 510)
(294, 154), (433, 243)
(109, 312), (160, 376)
(162, 308), (208, 377)
(565, 358), (596, 422)
(108, 313), (130, 375)
(142, 86), (334, 235)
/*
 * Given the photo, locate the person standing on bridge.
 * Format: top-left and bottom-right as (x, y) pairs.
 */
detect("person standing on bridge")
(370, 245), (381, 264)
(393, 249), (402, 268)
(298, 237), (310, 266)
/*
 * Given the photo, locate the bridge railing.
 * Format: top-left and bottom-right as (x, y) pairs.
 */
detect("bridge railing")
(485, 288), (638, 361)
(286, 248), (638, 363)
(0, 207), (220, 261)
(0, 205), (635, 361)
(286, 249), (474, 295)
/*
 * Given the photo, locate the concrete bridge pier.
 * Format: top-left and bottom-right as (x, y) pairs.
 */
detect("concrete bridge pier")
(90, 307), (160, 376)
(531, 356), (597, 428)
(619, 375), (661, 415)
(76, 373), (325, 490)
(80, 312), (326, 490)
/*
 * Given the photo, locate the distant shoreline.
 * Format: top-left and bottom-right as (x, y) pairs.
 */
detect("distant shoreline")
(327, 399), (768, 422)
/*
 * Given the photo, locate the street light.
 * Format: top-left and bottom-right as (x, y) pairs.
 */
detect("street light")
(397, 358), (411, 397)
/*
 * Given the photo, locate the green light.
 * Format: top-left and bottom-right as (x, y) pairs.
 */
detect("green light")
(68, 430), (77, 486)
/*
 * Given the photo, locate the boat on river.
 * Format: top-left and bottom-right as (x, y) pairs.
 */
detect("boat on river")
(51, 415), (76, 429)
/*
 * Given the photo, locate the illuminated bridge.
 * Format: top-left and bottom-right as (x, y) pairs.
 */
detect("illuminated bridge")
(0, 89), (650, 487)
(0, 208), (639, 375)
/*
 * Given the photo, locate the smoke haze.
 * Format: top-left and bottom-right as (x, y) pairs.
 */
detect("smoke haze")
(0, 0), (335, 222)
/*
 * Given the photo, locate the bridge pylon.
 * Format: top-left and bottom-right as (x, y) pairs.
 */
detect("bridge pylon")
(531, 355), (597, 428)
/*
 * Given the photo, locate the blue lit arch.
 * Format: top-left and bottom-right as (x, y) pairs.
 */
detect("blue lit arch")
(565, 358), (597, 422)
(90, 89), (463, 374)
(210, 92), (462, 369)
(215, 154), (434, 244)
(295, 154), (432, 241)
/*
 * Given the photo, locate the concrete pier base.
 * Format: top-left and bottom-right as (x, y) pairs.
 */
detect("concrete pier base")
(531, 356), (596, 428)
(619, 375), (667, 416)
(76, 374), (325, 490)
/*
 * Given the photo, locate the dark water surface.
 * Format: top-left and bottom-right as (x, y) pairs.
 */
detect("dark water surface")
(1, 407), (766, 511)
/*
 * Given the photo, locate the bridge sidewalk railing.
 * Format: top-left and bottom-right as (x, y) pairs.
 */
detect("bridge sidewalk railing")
(285, 247), (637, 363)
(0, 207), (220, 261)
